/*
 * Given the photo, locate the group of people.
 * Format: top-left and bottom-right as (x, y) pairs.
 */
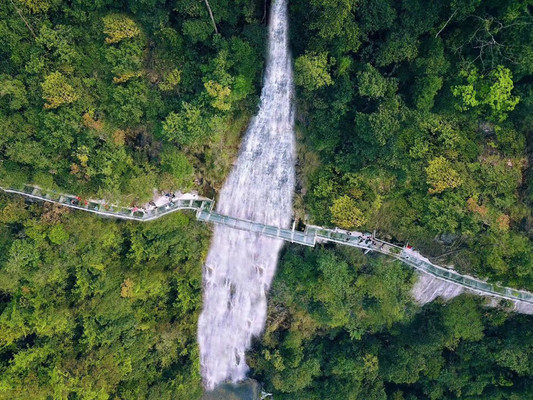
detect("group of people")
(69, 196), (101, 211)
(341, 230), (387, 250)
(144, 192), (178, 212)
(67, 191), (185, 216)
(343, 231), (372, 244)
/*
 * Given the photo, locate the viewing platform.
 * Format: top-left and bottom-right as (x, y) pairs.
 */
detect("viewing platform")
(2, 184), (533, 306)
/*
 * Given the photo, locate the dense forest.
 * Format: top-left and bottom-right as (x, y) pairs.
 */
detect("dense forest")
(1, 0), (533, 398)
(0, 0), (266, 203)
(290, 0), (533, 290)
(251, 245), (533, 399)
(2, 195), (533, 399)
(0, 194), (208, 398)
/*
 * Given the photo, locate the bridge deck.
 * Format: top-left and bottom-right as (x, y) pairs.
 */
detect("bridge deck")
(1, 185), (213, 221)
(2, 184), (533, 305)
(196, 210), (316, 246)
(196, 211), (533, 304)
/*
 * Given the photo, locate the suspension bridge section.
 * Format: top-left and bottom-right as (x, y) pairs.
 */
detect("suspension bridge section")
(197, 210), (533, 306)
(2, 184), (533, 307)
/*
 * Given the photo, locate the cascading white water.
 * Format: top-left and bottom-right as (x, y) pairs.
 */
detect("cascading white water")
(197, 0), (295, 390)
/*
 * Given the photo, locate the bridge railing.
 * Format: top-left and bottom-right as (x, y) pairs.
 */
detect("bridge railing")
(309, 225), (533, 305)
(1, 184), (214, 221)
(399, 250), (533, 303)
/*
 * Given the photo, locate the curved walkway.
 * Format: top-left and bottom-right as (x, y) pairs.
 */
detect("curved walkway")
(2, 184), (533, 306)
(1, 184), (214, 221)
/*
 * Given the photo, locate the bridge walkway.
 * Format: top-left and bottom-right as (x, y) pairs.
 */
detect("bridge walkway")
(2, 184), (533, 305)
(1, 184), (213, 221)
(196, 210), (317, 246)
(198, 211), (533, 305)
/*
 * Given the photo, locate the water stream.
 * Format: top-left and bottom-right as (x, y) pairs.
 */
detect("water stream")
(197, 0), (295, 389)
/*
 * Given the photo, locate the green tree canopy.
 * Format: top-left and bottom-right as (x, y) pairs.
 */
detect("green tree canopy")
(103, 14), (141, 44)
(425, 156), (463, 194)
(41, 72), (79, 109)
(452, 66), (520, 122)
(162, 103), (208, 146)
(294, 52), (333, 92)
(330, 195), (367, 229)
(356, 63), (393, 99)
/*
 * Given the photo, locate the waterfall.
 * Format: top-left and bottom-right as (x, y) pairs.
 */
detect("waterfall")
(197, 0), (295, 390)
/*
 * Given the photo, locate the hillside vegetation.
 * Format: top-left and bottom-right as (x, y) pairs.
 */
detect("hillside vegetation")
(0, 0), (266, 202)
(0, 0), (532, 399)
(290, 0), (533, 290)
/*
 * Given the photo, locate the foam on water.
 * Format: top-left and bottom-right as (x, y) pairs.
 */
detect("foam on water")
(197, 0), (295, 390)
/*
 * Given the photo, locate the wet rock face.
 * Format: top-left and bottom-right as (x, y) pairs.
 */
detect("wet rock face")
(439, 233), (459, 246)
(412, 273), (465, 304)
(479, 121), (495, 136)
(197, 0), (295, 390)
